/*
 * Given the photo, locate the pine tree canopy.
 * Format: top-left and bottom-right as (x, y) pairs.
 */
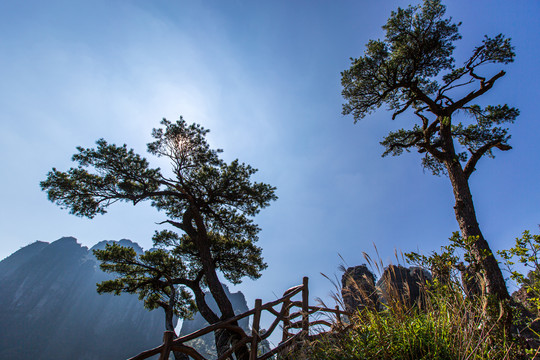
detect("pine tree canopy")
(94, 243), (196, 319)
(341, 0), (518, 177)
(41, 118), (277, 319)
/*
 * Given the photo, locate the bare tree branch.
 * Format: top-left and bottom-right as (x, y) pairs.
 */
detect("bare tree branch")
(463, 140), (512, 179)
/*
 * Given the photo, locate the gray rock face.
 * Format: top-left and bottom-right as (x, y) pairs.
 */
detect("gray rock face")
(341, 264), (432, 313)
(377, 265), (431, 308)
(0, 237), (164, 360)
(90, 239), (144, 254)
(341, 265), (379, 313)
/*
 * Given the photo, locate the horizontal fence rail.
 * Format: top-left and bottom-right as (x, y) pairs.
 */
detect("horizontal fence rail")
(128, 277), (351, 360)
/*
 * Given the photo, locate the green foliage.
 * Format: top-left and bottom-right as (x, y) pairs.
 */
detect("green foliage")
(499, 230), (540, 313)
(303, 294), (521, 359)
(405, 232), (484, 284)
(341, 0), (518, 177)
(41, 117), (276, 329)
(342, 0), (460, 120)
(405, 244), (458, 285)
(41, 118), (276, 227)
(285, 245), (530, 360)
(94, 243), (196, 319)
(295, 270), (524, 360)
(153, 229), (266, 285)
(40, 139), (161, 218)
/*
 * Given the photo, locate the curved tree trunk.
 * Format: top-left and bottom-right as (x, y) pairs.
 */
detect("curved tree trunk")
(165, 308), (189, 360)
(191, 282), (233, 358)
(182, 207), (250, 359)
(198, 240), (249, 360)
(437, 118), (509, 303)
(445, 158), (509, 302)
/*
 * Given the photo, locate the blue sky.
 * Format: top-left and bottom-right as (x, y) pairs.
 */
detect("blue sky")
(1, 0), (540, 321)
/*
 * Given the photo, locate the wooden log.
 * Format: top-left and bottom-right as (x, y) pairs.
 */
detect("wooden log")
(250, 299), (262, 360)
(288, 310), (303, 320)
(288, 319), (331, 329)
(286, 320), (303, 329)
(308, 320), (332, 327)
(260, 305), (289, 341)
(261, 290), (300, 309)
(281, 298), (291, 342)
(130, 278), (317, 360)
(264, 306), (282, 317)
(173, 323), (245, 345)
(290, 302), (352, 316)
(302, 277), (309, 335)
(283, 284), (303, 296)
(169, 344), (207, 360)
(158, 331), (174, 360)
(172, 284), (304, 347)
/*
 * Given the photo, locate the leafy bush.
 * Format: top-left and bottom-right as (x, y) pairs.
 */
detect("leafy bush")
(499, 230), (540, 314)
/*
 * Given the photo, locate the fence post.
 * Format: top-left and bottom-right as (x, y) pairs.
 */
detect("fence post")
(302, 277), (309, 336)
(250, 299), (262, 360)
(282, 298), (291, 342)
(158, 331), (174, 360)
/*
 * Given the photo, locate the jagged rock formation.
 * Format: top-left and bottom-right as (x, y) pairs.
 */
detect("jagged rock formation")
(0, 237), (164, 360)
(91, 238), (144, 254)
(377, 265), (431, 308)
(341, 264), (432, 312)
(0, 237), (257, 360)
(341, 265), (379, 312)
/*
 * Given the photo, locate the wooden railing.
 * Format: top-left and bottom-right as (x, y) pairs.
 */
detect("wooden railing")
(127, 277), (350, 360)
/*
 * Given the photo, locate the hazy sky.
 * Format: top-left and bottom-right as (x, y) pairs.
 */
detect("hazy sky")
(1, 0), (539, 320)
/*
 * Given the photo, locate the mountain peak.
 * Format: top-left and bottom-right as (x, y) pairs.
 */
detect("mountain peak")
(90, 239), (144, 254)
(0, 236), (163, 359)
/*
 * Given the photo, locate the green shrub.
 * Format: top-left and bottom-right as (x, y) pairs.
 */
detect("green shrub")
(288, 243), (528, 360)
(499, 230), (540, 314)
(301, 288), (519, 360)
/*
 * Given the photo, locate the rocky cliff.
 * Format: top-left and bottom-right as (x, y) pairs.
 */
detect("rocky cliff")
(0, 237), (164, 360)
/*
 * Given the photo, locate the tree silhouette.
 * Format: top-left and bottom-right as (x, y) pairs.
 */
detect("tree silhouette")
(341, 0), (517, 303)
(41, 118), (276, 358)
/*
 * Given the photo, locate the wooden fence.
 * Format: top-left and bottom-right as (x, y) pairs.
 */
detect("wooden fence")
(127, 277), (350, 360)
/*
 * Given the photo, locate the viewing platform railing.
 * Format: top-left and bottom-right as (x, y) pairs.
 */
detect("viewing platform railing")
(127, 277), (351, 360)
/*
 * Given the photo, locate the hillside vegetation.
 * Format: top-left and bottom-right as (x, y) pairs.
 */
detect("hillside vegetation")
(288, 234), (540, 360)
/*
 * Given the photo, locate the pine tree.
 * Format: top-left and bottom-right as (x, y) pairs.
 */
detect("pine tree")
(341, 0), (517, 303)
(41, 118), (277, 358)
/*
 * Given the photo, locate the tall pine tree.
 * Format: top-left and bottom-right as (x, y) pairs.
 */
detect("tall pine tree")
(41, 118), (276, 358)
(341, 0), (517, 303)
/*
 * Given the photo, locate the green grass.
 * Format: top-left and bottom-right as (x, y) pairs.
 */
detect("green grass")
(291, 282), (526, 360)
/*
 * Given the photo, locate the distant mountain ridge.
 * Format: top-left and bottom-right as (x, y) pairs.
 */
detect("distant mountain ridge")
(0, 237), (253, 360)
(0, 237), (164, 360)
(90, 238), (144, 254)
